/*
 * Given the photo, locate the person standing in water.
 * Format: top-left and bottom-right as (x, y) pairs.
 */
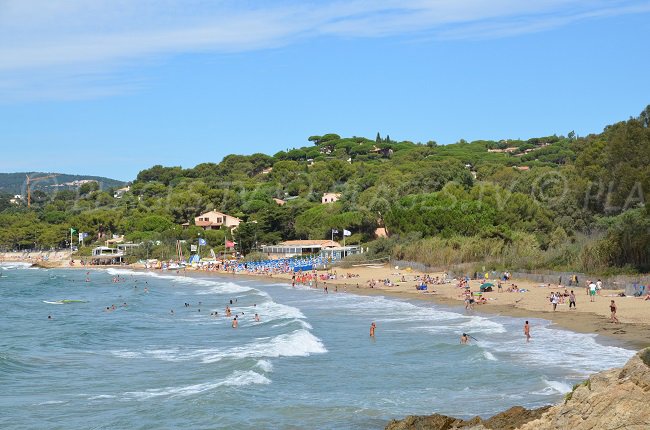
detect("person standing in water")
(460, 333), (469, 344)
(370, 322), (376, 337)
(232, 317), (238, 328)
(524, 321), (531, 342)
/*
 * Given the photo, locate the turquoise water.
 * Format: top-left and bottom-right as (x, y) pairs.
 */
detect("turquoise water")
(0, 263), (635, 429)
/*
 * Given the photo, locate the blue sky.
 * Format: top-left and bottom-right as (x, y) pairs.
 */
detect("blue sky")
(1, 0), (649, 181)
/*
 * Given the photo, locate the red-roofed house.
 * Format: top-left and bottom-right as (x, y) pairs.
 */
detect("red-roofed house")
(193, 211), (241, 230)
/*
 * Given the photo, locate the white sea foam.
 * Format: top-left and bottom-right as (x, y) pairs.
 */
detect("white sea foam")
(256, 360), (273, 372)
(88, 394), (117, 400)
(533, 379), (573, 395)
(483, 351), (497, 361)
(110, 350), (143, 359)
(0, 262), (34, 270)
(104, 268), (253, 294)
(123, 370), (270, 400)
(201, 329), (327, 363)
(325, 294), (507, 337)
(35, 400), (67, 406)
(477, 322), (636, 376)
(110, 329), (326, 364)
(253, 301), (306, 321)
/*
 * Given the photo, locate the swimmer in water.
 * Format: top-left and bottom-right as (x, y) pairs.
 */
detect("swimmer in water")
(370, 322), (376, 337)
(255, 313), (260, 322)
(460, 333), (469, 344)
(524, 321), (531, 342)
(232, 317), (238, 328)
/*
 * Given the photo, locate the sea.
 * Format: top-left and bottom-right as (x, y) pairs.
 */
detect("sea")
(0, 262), (636, 430)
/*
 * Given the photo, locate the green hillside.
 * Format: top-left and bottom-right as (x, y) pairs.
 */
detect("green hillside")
(0, 106), (648, 274)
(0, 172), (125, 195)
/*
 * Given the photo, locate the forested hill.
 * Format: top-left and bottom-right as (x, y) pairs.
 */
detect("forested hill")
(0, 173), (125, 195)
(1, 106), (648, 274)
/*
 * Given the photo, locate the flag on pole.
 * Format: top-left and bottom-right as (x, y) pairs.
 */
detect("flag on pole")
(332, 229), (339, 234)
(198, 238), (207, 246)
(226, 240), (235, 248)
(343, 229), (352, 236)
(70, 228), (77, 234)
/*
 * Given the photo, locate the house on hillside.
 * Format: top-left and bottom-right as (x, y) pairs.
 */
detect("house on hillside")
(10, 194), (23, 205)
(514, 166), (530, 171)
(113, 186), (130, 199)
(273, 198), (286, 206)
(369, 146), (393, 157)
(191, 210), (241, 230)
(322, 193), (341, 204)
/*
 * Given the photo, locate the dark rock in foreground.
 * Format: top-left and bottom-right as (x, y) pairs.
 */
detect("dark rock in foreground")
(387, 347), (650, 430)
(385, 405), (550, 430)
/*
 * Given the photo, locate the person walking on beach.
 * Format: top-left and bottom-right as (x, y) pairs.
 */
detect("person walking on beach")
(370, 322), (376, 337)
(609, 300), (619, 324)
(551, 293), (559, 311)
(589, 281), (597, 302)
(524, 321), (531, 342)
(569, 290), (576, 309)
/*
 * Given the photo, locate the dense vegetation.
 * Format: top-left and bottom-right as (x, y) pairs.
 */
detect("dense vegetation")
(1, 107), (648, 273)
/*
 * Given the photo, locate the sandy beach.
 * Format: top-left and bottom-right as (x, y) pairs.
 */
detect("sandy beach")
(5, 256), (650, 349)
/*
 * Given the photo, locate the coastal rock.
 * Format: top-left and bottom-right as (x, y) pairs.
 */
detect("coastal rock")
(384, 406), (550, 430)
(519, 348), (650, 430)
(387, 348), (650, 430)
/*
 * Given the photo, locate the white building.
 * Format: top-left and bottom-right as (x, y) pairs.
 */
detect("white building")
(322, 193), (341, 204)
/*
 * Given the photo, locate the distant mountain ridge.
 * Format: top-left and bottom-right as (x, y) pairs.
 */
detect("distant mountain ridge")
(0, 172), (126, 195)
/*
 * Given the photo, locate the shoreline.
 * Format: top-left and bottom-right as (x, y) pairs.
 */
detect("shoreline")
(5, 258), (649, 351)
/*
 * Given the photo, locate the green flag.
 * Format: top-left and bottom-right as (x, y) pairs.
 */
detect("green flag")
(70, 228), (77, 234)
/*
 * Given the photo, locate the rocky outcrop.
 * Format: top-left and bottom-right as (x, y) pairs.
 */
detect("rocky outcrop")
(387, 348), (650, 430)
(385, 406), (551, 430)
(519, 348), (650, 430)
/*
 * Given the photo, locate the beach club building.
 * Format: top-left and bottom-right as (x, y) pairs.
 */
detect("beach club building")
(91, 246), (124, 265)
(188, 211), (242, 231)
(261, 240), (360, 259)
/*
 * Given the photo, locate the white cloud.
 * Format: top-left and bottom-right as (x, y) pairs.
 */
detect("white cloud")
(0, 0), (648, 101)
